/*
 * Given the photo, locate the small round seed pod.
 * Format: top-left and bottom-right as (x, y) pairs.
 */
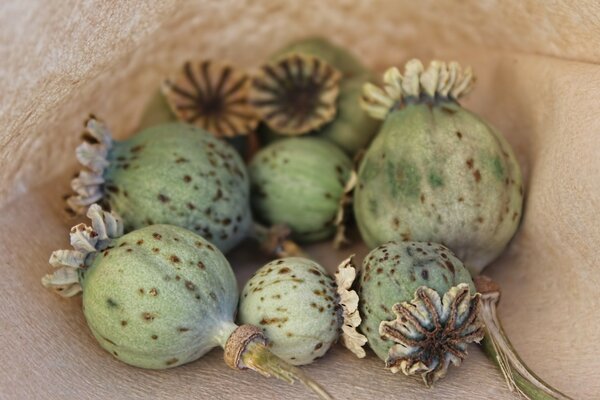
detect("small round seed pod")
(355, 60), (524, 274)
(336, 241), (484, 387)
(249, 54), (342, 135)
(249, 137), (353, 243)
(42, 205), (331, 399)
(162, 60), (259, 138)
(66, 118), (252, 253)
(257, 37), (380, 155)
(238, 257), (341, 365)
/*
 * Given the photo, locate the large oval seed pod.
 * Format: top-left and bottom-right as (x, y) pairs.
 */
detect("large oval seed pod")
(335, 241), (484, 387)
(67, 118), (252, 253)
(252, 37), (380, 155)
(355, 60), (524, 274)
(238, 257), (341, 366)
(249, 137), (353, 243)
(41, 205), (331, 399)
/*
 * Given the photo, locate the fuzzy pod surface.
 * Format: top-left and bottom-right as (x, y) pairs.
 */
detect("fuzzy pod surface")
(249, 137), (352, 243)
(355, 60), (523, 274)
(357, 241), (475, 361)
(69, 120), (252, 253)
(238, 257), (341, 365)
(261, 37), (380, 155)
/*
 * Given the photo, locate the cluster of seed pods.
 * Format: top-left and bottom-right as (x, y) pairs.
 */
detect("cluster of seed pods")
(42, 36), (572, 400)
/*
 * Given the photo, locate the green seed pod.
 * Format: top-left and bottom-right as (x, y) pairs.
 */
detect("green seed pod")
(67, 118), (252, 253)
(253, 37), (380, 155)
(336, 241), (484, 386)
(42, 205), (331, 399)
(249, 137), (353, 243)
(355, 60), (524, 274)
(238, 257), (341, 365)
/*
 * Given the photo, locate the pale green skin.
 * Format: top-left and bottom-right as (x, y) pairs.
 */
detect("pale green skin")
(354, 101), (524, 274)
(80, 224), (239, 369)
(262, 36), (380, 155)
(238, 257), (340, 365)
(103, 123), (252, 253)
(249, 137), (352, 242)
(358, 241), (475, 361)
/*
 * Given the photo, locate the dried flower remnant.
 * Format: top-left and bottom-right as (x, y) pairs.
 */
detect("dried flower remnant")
(335, 255), (367, 358)
(380, 284), (483, 386)
(42, 205), (331, 400)
(475, 276), (574, 400)
(249, 54), (341, 135)
(163, 60), (259, 137)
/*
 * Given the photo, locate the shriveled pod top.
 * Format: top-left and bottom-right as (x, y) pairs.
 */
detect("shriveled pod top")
(249, 54), (342, 135)
(336, 241), (484, 387)
(163, 60), (260, 138)
(355, 60), (523, 273)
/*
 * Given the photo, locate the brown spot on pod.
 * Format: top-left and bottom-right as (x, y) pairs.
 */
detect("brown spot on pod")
(183, 175), (192, 183)
(278, 267), (291, 274)
(151, 335), (158, 340)
(170, 255), (181, 263)
(165, 358), (179, 366)
(136, 239), (144, 245)
(185, 281), (196, 291)
(149, 288), (158, 296)
(130, 145), (144, 153)
(473, 169), (481, 182)
(456, 131), (463, 139)
(142, 312), (157, 322)
(466, 158), (474, 169)
(421, 269), (429, 280)
(259, 317), (289, 325)
(158, 194), (170, 203)
(121, 320), (128, 326)
(152, 233), (162, 240)
(178, 327), (190, 332)
(197, 261), (205, 269)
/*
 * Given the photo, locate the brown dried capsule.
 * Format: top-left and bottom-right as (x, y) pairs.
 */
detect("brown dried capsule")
(162, 60), (259, 137)
(249, 54), (341, 135)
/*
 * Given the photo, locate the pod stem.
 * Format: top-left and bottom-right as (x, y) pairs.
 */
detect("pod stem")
(475, 276), (573, 400)
(251, 223), (308, 258)
(224, 325), (332, 400)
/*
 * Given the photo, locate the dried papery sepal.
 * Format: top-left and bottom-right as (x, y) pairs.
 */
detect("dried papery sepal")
(250, 223), (308, 258)
(333, 170), (357, 249)
(162, 60), (259, 137)
(475, 276), (574, 400)
(379, 283), (484, 387)
(249, 54), (342, 135)
(66, 117), (113, 214)
(224, 325), (332, 400)
(42, 204), (123, 297)
(361, 59), (475, 120)
(335, 255), (367, 358)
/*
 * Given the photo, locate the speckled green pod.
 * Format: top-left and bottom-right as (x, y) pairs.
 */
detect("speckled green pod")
(358, 241), (475, 361)
(238, 257), (340, 365)
(356, 61), (524, 274)
(249, 137), (352, 242)
(68, 120), (252, 253)
(262, 37), (380, 155)
(82, 224), (238, 369)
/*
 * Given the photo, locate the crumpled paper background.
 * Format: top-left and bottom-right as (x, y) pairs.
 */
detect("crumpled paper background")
(1, 1), (599, 399)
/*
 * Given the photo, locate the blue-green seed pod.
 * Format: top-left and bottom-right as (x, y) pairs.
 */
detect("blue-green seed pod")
(336, 241), (483, 386)
(249, 137), (352, 243)
(355, 60), (523, 274)
(42, 205), (332, 399)
(239, 257), (341, 365)
(67, 119), (252, 253)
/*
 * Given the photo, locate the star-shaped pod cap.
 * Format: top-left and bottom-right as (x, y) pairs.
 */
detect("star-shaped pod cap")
(163, 60), (259, 137)
(249, 54), (341, 135)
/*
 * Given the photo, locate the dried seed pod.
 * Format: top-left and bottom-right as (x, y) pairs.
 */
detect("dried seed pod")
(249, 137), (353, 243)
(163, 60), (259, 137)
(355, 60), (524, 274)
(42, 205), (331, 400)
(66, 118), (252, 253)
(259, 37), (380, 155)
(336, 241), (484, 386)
(249, 54), (341, 135)
(238, 257), (341, 365)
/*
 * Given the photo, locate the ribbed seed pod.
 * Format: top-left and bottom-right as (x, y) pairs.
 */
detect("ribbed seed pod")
(336, 241), (483, 387)
(67, 119), (252, 253)
(239, 257), (341, 365)
(41, 205), (331, 399)
(249, 137), (352, 243)
(355, 60), (524, 274)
